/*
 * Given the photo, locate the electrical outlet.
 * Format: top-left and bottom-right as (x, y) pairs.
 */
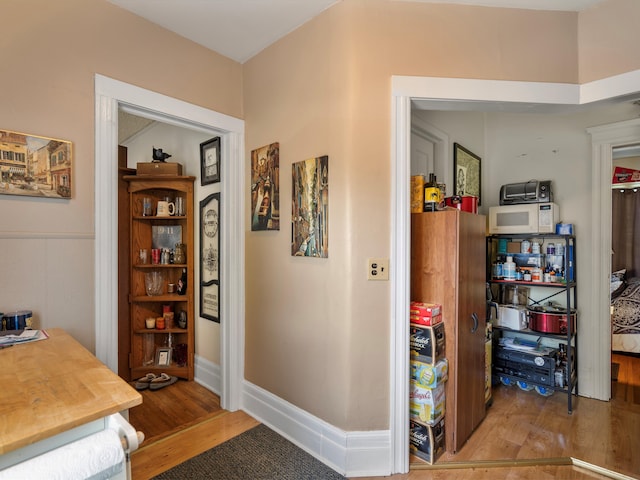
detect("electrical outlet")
(368, 258), (389, 280)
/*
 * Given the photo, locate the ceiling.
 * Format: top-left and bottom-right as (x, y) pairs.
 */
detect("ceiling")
(107, 0), (607, 64)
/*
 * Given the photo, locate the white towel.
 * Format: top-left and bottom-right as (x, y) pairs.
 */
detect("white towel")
(0, 429), (124, 480)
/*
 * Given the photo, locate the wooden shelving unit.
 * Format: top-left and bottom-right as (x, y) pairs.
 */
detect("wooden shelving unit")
(124, 175), (195, 381)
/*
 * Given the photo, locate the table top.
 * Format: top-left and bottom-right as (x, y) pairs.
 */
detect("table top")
(0, 328), (142, 454)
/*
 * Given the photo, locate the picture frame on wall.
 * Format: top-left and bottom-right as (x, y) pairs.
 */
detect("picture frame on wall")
(453, 142), (481, 206)
(200, 192), (220, 322)
(200, 136), (220, 185)
(0, 129), (73, 198)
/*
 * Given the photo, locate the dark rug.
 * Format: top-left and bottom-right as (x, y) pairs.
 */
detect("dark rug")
(612, 362), (620, 381)
(152, 424), (346, 479)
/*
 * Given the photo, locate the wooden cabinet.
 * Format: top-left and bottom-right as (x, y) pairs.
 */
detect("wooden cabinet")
(124, 175), (195, 381)
(411, 210), (487, 453)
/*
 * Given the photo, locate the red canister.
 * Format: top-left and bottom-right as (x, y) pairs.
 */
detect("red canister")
(444, 195), (478, 213)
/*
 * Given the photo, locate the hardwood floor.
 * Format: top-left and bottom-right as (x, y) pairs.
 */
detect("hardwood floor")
(129, 353), (640, 479)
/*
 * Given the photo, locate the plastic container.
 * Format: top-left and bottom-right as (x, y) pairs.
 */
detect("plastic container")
(503, 256), (516, 280)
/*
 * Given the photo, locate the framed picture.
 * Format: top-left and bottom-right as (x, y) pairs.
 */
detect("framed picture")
(0, 129), (73, 198)
(250, 142), (280, 231)
(453, 143), (481, 206)
(156, 347), (172, 366)
(200, 136), (220, 185)
(200, 282), (219, 323)
(291, 155), (329, 258)
(200, 192), (220, 322)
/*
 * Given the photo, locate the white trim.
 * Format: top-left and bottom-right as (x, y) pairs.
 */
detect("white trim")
(587, 117), (640, 401)
(390, 95), (411, 475)
(390, 71), (640, 475)
(242, 381), (391, 478)
(94, 74), (245, 411)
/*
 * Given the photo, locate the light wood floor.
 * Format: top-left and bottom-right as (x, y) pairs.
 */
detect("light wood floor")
(129, 353), (640, 480)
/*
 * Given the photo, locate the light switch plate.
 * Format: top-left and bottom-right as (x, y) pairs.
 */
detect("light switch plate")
(368, 258), (389, 280)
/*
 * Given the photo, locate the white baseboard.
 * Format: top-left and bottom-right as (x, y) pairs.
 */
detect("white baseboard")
(192, 360), (392, 477)
(193, 354), (221, 396)
(241, 380), (392, 478)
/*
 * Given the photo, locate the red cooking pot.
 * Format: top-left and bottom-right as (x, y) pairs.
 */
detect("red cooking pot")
(444, 195), (478, 213)
(528, 306), (576, 335)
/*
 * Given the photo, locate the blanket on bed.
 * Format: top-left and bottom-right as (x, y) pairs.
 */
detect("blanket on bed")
(612, 277), (640, 335)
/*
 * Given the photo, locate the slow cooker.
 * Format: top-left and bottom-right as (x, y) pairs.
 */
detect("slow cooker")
(528, 305), (576, 335)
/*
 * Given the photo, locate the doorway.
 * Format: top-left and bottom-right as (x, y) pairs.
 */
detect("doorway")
(390, 74), (640, 474)
(94, 74), (245, 411)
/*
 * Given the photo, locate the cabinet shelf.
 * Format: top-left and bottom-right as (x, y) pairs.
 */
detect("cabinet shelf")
(133, 328), (188, 335)
(133, 215), (187, 221)
(491, 325), (576, 341)
(488, 279), (576, 288)
(130, 295), (189, 303)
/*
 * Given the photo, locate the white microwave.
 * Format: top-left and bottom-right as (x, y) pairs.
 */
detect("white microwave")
(488, 203), (559, 234)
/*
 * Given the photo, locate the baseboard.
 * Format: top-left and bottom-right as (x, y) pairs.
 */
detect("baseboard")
(193, 354), (221, 396)
(241, 380), (392, 478)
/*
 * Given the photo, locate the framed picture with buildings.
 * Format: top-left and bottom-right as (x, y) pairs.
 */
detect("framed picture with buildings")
(0, 129), (73, 198)
(453, 142), (481, 206)
(200, 136), (220, 185)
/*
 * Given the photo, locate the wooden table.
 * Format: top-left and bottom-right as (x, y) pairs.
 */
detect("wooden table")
(0, 328), (142, 455)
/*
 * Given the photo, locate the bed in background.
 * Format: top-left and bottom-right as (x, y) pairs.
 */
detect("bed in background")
(611, 270), (640, 354)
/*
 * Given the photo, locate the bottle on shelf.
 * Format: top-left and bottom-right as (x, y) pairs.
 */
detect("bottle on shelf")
(423, 173), (441, 212)
(177, 268), (187, 295)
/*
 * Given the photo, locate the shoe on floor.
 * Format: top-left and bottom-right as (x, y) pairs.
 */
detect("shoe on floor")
(149, 373), (178, 391)
(134, 373), (157, 391)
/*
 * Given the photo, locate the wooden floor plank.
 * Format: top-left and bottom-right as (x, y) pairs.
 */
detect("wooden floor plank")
(129, 353), (640, 479)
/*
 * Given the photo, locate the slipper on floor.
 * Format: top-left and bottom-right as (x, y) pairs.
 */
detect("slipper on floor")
(149, 373), (178, 391)
(134, 373), (157, 391)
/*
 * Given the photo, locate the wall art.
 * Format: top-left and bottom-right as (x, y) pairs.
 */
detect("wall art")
(0, 129), (72, 198)
(251, 142), (280, 231)
(453, 142), (481, 206)
(200, 192), (220, 322)
(291, 155), (328, 258)
(200, 136), (220, 185)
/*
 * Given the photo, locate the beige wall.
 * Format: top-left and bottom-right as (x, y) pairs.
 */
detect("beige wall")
(0, 0), (241, 350)
(2, 0), (639, 436)
(243, 0), (640, 431)
(578, 0), (640, 83)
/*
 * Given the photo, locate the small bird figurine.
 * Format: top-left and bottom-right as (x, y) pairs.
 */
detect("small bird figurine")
(152, 147), (172, 163)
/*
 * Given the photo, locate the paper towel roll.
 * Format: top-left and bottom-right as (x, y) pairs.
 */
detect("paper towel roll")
(0, 429), (124, 480)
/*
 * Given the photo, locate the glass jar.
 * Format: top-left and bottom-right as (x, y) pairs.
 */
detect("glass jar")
(174, 243), (186, 264)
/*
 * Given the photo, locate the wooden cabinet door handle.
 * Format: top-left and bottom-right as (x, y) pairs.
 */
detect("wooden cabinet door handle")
(471, 312), (479, 333)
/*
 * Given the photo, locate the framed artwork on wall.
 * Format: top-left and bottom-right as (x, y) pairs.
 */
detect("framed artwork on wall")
(250, 142), (280, 231)
(200, 192), (220, 322)
(453, 142), (481, 206)
(0, 129), (73, 198)
(200, 136), (220, 185)
(291, 155), (329, 258)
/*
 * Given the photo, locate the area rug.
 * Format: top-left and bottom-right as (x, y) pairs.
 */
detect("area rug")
(152, 424), (346, 479)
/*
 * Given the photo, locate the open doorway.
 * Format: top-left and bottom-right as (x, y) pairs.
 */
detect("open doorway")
(94, 74), (245, 412)
(391, 75), (640, 474)
(610, 144), (640, 387)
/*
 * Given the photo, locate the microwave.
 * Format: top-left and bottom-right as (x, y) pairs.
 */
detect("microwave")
(489, 203), (559, 234)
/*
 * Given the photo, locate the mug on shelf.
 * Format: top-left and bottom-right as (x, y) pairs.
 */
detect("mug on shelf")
(156, 200), (175, 217)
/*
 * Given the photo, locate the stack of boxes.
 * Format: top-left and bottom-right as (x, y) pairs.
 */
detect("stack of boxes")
(408, 301), (446, 464)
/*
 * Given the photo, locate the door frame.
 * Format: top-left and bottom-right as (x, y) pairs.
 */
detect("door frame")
(94, 74), (245, 411)
(390, 71), (640, 473)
